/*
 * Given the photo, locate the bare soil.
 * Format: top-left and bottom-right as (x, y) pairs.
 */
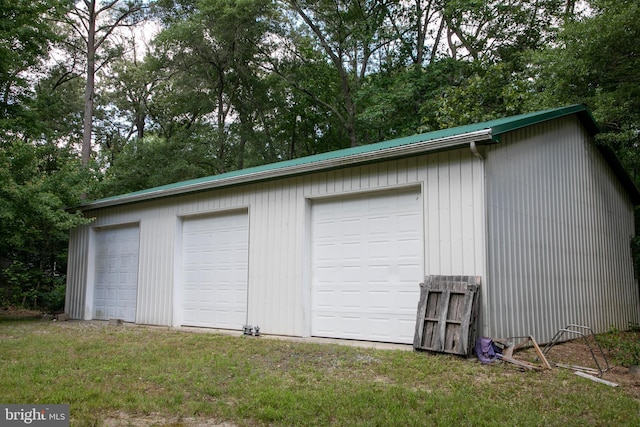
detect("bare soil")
(510, 335), (640, 398)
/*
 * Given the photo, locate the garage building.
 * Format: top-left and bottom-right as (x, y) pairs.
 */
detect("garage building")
(65, 105), (640, 344)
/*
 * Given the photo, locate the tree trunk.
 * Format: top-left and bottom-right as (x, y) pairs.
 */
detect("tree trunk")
(136, 108), (145, 139)
(216, 71), (227, 173)
(289, 1), (359, 148)
(429, 15), (445, 66)
(415, 0), (434, 66)
(81, 1), (97, 168)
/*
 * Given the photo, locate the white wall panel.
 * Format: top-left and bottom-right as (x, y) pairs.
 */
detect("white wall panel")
(136, 209), (176, 325)
(65, 116), (639, 343)
(66, 149), (487, 337)
(485, 117), (639, 343)
(65, 226), (89, 319)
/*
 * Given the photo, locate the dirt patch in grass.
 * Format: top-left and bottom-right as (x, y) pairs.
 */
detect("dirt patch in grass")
(0, 306), (43, 319)
(513, 335), (640, 397)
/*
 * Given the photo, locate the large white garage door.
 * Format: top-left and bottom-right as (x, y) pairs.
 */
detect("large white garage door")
(94, 225), (140, 322)
(181, 211), (249, 329)
(311, 189), (423, 344)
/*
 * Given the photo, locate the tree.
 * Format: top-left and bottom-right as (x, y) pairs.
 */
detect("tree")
(95, 29), (160, 170)
(393, 0), (447, 67)
(437, 0), (565, 62)
(150, 0), (273, 172)
(516, 0), (640, 180)
(99, 134), (219, 194)
(0, 0), (68, 131)
(63, 0), (144, 167)
(275, 0), (398, 147)
(0, 139), (90, 310)
(27, 64), (86, 147)
(404, 1), (570, 130)
(561, 0), (640, 176)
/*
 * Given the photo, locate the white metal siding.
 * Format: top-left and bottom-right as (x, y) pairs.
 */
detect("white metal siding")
(66, 150), (486, 337)
(65, 226), (89, 319)
(485, 117), (640, 342)
(180, 211), (249, 328)
(136, 208), (176, 325)
(310, 189), (423, 343)
(64, 118), (639, 343)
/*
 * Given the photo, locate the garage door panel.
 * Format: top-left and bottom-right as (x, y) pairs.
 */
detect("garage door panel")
(398, 244), (421, 260)
(181, 211), (248, 329)
(369, 241), (390, 258)
(315, 290), (338, 310)
(369, 317), (393, 336)
(341, 291), (362, 309)
(369, 264), (391, 277)
(311, 190), (423, 344)
(318, 312), (416, 343)
(396, 319), (416, 342)
(398, 211), (421, 224)
(93, 225), (139, 323)
(369, 290), (392, 309)
(341, 266), (361, 282)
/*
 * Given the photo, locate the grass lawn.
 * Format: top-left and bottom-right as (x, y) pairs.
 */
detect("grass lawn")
(0, 315), (639, 426)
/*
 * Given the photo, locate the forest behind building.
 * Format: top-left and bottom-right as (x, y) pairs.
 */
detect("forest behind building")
(1, 0), (639, 311)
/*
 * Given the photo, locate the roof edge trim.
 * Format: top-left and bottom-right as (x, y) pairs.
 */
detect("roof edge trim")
(81, 129), (493, 210)
(490, 104), (600, 139)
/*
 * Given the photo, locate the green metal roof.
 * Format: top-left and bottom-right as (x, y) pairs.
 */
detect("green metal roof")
(81, 104), (639, 209)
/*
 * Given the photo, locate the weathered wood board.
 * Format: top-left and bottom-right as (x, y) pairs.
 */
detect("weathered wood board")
(413, 275), (481, 356)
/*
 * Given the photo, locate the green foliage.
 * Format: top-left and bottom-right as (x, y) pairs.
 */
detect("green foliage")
(149, 0), (275, 171)
(569, 0), (640, 181)
(441, 0), (565, 61)
(29, 66), (85, 145)
(598, 325), (640, 366)
(522, 0), (640, 177)
(419, 60), (508, 130)
(357, 67), (424, 142)
(88, 0), (640, 192)
(98, 134), (221, 195)
(0, 0), (90, 313)
(0, 0), (69, 124)
(2, 0), (640, 314)
(104, 0), (640, 186)
(2, 261), (66, 312)
(0, 140), (91, 311)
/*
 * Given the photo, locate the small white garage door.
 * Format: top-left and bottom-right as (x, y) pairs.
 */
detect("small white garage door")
(311, 189), (423, 344)
(94, 225), (140, 322)
(181, 211), (249, 329)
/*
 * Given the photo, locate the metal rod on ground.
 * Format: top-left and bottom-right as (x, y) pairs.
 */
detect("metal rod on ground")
(573, 371), (618, 387)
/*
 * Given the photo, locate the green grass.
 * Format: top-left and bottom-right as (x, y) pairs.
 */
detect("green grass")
(596, 324), (640, 367)
(1, 317), (639, 426)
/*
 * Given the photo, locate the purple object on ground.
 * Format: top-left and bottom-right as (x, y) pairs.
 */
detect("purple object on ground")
(475, 336), (502, 364)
